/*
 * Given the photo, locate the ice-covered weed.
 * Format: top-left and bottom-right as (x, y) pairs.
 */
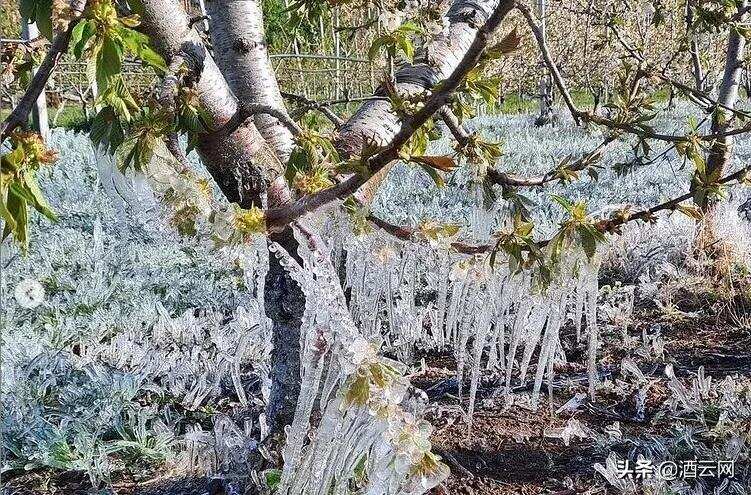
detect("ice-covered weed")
(2, 131), (269, 484)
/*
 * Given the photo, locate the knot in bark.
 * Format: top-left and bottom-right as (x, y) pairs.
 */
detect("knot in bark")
(232, 37), (263, 53)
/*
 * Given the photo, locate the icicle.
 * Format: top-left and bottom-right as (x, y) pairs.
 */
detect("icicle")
(466, 275), (502, 429)
(434, 251), (451, 348)
(585, 261), (600, 399)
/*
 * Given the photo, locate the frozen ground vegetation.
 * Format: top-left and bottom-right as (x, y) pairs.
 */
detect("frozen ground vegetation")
(3, 104), (751, 493)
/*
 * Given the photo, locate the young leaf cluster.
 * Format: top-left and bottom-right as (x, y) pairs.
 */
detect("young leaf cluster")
(0, 132), (58, 248)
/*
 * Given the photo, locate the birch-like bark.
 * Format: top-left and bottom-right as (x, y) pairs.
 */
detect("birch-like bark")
(205, 0), (296, 165)
(698, 2), (747, 211)
(137, 0), (279, 207)
(338, 0), (513, 202)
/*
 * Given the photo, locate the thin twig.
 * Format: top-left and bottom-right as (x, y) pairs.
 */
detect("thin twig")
(217, 103), (303, 139)
(0, 0), (87, 144)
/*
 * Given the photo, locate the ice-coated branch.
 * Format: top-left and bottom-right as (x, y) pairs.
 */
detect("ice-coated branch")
(367, 213), (493, 254)
(597, 162), (751, 232)
(488, 136), (614, 187)
(0, 0), (88, 144)
(261, 0), (517, 230)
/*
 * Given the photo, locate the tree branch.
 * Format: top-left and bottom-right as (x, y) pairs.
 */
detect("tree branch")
(164, 132), (192, 174)
(438, 106), (470, 143)
(0, 0), (87, 144)
(216, 103), (303, 139)
(515, 1), (582, 124)
(282, 92), (345, 129)
(262, 0), (516, 230)
(369, 162), (751, 256)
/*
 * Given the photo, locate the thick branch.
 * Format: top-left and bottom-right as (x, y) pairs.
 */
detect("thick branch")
(206, 0), (295, 164)
(138, 0), (276, 207)
(263, 0), (516, 229)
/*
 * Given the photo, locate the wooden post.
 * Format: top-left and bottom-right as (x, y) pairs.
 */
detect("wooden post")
(22, 21), (50, 139)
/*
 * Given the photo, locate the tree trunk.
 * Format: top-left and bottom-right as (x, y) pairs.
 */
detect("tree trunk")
(692, 1), (747, 263)
(264, 230), (304, 439)
(534, 0), (554, 126)
(694, 2), (747, 213)
(201, 0), (305, 435)
(205, 0), (296, 165)
(136, 0), (279, 207)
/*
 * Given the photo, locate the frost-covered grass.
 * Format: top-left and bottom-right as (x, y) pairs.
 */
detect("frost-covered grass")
(375, 102), (751, 235)
(2, 132), (269, 486)
(3, 104), (751, 492)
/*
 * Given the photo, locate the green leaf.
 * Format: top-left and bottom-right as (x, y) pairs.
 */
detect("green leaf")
(264, 469), (282, 489)
(120, 27), (167, 72)
(0, 193), (18, 234)
(36, 0), (53, 39)
(89, 107), (126, 152)
(19, 0), (36, 20)
(4, 190), (28, 247)
(397, 36), (414, 61)
(21, 171), (57, 220)
(96, 36), (123, 91)
(20, 0), (53, 39)
(550, 194), (574, 213)
(577, 225), (597, 259)
(368, 37), (386, 60)
(418, 163), (446, 188)
(71, 20), (96, 59)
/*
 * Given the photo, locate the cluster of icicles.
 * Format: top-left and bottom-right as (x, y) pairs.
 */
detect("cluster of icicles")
(130, 150), (602, 493)
(267, 216), (600, 494)
(325, 216), (601, 415)
(271, 225), (450, 494)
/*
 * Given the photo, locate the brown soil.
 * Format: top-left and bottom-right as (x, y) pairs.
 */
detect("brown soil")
(5, 281), (750, 495)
